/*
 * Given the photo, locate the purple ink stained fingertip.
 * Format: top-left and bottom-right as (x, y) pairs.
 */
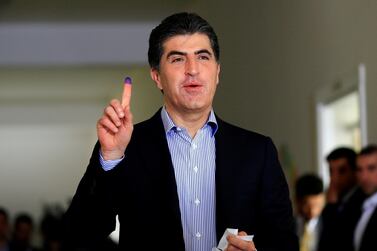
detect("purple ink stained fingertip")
(124, 76), (132, 85)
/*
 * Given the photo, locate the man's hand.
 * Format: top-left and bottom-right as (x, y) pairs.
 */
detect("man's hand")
(97, 78), (134, 160)
(326, 181), (339, 203)
(225, 231), (256, 251)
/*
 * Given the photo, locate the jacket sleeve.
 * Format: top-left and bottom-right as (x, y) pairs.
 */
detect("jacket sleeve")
(62, 142), (119, 251)
(256, 137), (299, 251)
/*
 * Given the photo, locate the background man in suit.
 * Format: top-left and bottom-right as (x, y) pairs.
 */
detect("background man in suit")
(353, 145), (377, 251)
(325, 147), (358, 208)
(317, 147), (365, 251)
(63, 12), (298, 251)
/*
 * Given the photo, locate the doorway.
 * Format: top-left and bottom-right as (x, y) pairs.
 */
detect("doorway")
(316, 64), (367, 186)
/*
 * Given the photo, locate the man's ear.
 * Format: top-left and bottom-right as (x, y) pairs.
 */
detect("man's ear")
(150, 68), (163, 90)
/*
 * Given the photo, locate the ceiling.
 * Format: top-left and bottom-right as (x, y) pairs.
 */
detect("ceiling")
(0, 0), (194, 22)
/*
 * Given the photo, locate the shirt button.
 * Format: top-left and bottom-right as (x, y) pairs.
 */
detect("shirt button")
(194, 166), (198, 173)
(194, 198), (200, 206)
(192, 143), (197, 149)
(196, 232), (201, 239)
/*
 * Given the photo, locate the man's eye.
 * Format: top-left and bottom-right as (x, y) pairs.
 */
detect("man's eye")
(368, 165), (377, 172)
(171, 57), (184, 63)
(198, 55), (210, 60)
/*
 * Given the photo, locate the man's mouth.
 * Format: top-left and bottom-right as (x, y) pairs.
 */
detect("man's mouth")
(185, 84), (201, 87)
(183, 81), (203, 88)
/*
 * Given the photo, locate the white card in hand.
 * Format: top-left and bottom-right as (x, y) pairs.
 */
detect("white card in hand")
(212, 228), (254, 251)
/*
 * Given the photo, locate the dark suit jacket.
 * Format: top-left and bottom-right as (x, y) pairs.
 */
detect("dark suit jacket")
(63, 110), (298, 251)
(358, 205), (377, 251)
(317, 187), (366, 251)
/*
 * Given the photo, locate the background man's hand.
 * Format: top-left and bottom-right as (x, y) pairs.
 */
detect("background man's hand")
(225, 231), (256, 251)
(97, 79), (133, 160)
(326, 181), (339, 203)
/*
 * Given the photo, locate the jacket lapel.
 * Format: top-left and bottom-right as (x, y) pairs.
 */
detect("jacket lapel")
(146, 110), (184, 240)
(214, 118), (234, 241)
(360, 207), (377, 251)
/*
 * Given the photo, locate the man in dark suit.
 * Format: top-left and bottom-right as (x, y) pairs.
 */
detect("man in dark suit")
(353, 145), (377, 251)
(63, 12), (298, 251)
(317, 147), (366, 251)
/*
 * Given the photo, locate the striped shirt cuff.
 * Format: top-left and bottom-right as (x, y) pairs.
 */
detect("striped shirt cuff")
(99, 151), (124, 171)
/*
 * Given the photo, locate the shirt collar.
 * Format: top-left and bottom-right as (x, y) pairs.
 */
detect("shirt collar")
(160, 106), (218, 137)
(363, 191), (377, 211)
(307, 217), (319, 232)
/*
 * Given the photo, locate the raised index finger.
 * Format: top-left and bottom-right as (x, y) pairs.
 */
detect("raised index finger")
(121, 76), (132, 108)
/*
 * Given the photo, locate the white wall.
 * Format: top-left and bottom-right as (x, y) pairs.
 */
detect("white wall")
(0, 22), (155, 66)
(0, 66), (162, 225)
(191, 0), (377, 179)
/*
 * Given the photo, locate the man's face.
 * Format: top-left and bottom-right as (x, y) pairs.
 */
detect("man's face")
(14, 222), (32, 243)
(297, 194), (325, 222)
(328, 157), (356, 194)
(356, 153), (377, 195)
(150, 33), (220, 115)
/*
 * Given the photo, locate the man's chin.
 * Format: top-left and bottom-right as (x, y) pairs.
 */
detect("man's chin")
(182, 104), (210, 113)
(363, 187), (376, 196)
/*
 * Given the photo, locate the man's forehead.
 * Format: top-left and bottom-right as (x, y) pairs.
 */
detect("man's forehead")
(357, 153), (377, 164)
(330, 158), (350, 167)
(162, 33), (212, 53)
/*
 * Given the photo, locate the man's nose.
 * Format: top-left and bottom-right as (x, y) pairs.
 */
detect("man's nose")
(185, 57), (199, 76)
(330, 174), (339, 185)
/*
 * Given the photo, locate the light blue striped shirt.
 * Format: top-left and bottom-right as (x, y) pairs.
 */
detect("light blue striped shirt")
(100, 107), (218, 251)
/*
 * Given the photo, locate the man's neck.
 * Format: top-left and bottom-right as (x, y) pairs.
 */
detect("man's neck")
(366, 190), (377, 200)
(165, 105), (212, 138)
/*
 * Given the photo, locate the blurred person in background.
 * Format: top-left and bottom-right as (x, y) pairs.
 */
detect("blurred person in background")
(325, 147), (358, 207)
(294, 174), (325, 251)
(0, 207), (10, 251)
(40, 209), (62, 251)
(318, 147), (366, 251)
(9, 213), (39, 251)
(353, 144), (377, 251)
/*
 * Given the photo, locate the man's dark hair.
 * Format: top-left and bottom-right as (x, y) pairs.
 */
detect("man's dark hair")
(359, 144), (377, 156)
(148, 12), (220, 70)
(295, 174), (323, 200)
(326, 147), (357, 170)
(14, 213), (33, 228)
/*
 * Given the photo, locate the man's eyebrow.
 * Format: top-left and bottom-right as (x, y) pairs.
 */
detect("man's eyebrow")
(166, 49), (213, 59)
(195, 49), (213, 56)
(166, 50), (187, 59)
